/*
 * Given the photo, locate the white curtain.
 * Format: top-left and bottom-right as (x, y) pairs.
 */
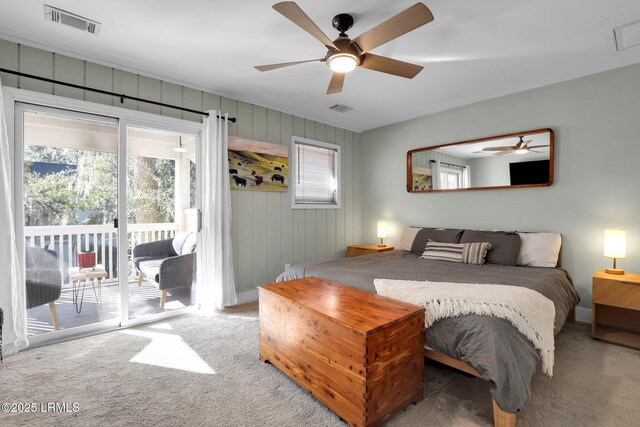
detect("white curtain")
(0, 79), (28, 355)
(463, 165), (471, 188)
(197, 111), (237, 312)
(431, 160), (442, 190)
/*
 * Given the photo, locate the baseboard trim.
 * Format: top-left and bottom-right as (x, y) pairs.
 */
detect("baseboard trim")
(575, 307), (592, 324)
(235, 289), (258, 305)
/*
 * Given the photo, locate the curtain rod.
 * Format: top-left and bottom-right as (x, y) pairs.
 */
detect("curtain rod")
(0, 67), (237, 123)
(430, 159), (466, 169)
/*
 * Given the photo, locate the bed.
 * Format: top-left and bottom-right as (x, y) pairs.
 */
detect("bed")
(276, 246), (580, 424)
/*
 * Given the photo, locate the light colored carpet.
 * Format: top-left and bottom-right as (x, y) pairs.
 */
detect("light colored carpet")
(1, 302), (639, 427)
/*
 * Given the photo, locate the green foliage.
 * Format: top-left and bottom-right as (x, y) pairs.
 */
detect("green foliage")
(24, 164), (78, 226)
(127, 156), (175, 224)
(24, 145), (76, 164)
(24, 145), (176, 226)
(190, 160), (196, 208)
(76, 151), (118, 225)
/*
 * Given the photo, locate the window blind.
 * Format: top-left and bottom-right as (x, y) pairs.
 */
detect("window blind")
(295, 142), (338, 204)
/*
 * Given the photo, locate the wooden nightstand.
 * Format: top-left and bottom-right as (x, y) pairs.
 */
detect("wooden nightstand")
(592, 270), (640, 349)
(346, 244), (394, 257)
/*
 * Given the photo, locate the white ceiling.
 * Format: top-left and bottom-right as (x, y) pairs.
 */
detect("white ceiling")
(2, 0), (640, 132)
(24, 109), (196, 159)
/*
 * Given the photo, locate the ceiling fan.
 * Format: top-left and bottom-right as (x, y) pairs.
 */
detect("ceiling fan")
(480, 136), (550, 156)
(255, 2), (434, 94)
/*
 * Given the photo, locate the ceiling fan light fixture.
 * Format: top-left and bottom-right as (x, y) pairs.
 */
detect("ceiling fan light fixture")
(260, 2), (433, 93)
(327, 53), (358, 73)
(515, 148), (528, 154)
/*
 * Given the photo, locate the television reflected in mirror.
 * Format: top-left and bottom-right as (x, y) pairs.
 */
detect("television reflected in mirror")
(407, 128), (554, 192)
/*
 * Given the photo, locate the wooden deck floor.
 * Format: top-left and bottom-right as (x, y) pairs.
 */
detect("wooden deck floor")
(27, 279), (195, 336)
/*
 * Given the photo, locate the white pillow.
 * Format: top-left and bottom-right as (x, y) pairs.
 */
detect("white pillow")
(517, 232), (562, 267)
(397, 227), (421, 251)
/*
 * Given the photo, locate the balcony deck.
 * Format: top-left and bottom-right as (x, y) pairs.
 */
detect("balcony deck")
(25, 222), (194, 336)
(27, 278), (195, 335)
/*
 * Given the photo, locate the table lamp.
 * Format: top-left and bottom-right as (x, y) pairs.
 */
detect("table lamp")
(604, 229), (626, 275)
(377, 221), (388, 247)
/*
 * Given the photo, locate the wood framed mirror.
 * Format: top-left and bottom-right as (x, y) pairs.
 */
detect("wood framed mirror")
(407, 128), (554, 193)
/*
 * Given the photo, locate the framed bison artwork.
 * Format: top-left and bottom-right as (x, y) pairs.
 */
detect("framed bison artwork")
(228, 136), (288, 191)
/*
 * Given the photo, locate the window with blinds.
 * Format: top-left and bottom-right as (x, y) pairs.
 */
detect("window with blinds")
(292, 137), (341, 209)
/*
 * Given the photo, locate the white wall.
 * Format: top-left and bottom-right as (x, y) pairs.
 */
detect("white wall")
(0, 39), (363, 295)
(361, 63), (640, 309)
(468, 153), (548, 187)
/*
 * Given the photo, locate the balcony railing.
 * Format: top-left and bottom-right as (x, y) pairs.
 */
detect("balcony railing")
(24, 223), (178, 286)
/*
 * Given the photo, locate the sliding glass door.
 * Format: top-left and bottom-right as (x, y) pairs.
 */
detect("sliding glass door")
(16, 101), (201, 343)
(19, 104), (120, 336)
(126, 126), (198, 320)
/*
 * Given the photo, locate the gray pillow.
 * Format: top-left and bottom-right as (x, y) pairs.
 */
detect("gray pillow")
(459, 230), (521, 266)
(411, 228), (464, 254)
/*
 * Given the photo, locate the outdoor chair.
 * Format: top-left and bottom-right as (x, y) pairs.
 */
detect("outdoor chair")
(25, 246), (62, 330)
(132, 232), (196, 309)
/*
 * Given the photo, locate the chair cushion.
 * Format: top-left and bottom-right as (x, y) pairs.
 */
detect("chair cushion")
(26, 270), (62, 309)
(138, 258), (164, 284)
(133, 256), (166, 271)
(25, 246), (59, 270)
(25, 247), (61, 309)
(171, 232), (191, 256)
(181, 233), (197, 255)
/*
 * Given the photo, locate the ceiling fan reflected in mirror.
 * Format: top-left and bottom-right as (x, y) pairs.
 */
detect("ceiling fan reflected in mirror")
(255, 2), (434, 94)
(480, 136), (550, 156)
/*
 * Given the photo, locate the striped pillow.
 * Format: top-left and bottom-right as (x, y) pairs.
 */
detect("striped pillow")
(421, 240), (492, 265)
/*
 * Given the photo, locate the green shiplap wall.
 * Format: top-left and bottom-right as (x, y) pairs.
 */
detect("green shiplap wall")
(361, 62), (640, 308)
(0, 39), (363, 294)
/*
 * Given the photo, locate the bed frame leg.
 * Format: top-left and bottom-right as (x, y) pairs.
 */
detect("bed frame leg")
(492, 399), (516, 427)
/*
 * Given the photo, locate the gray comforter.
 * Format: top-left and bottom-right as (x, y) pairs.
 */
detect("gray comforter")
(275, 250), (580, 413)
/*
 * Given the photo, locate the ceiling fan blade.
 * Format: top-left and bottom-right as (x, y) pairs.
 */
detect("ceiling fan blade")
(273, 2), (337, 49)
(528, 150), (541, 153)
(482, 146), (515, 152)
(520, 139), (533, 148)
(360, 53), (423, 79)
(351, 3), (434, 54)
(528, 145), (550, 149)
(255, 58), (323, 72)
(495, 151), (512, 156)
(327, 72), (345, 94)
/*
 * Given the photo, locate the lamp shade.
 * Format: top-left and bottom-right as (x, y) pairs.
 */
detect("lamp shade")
(604, 229), (626, 259)
(377, 221), (388, 239)
(328, 53), (358, 73)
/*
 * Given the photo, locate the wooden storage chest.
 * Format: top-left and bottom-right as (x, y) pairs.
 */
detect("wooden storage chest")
(259, 277), (425, 427)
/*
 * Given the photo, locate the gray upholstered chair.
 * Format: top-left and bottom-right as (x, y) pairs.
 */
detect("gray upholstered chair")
(133, 232), (196, 309)
(25, 246), (62, 330)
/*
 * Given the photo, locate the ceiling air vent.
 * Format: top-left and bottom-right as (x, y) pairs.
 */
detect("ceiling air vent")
(44, 5), (101, 35)
(328, 104), (354, 114)
(614, 20), (640, 51)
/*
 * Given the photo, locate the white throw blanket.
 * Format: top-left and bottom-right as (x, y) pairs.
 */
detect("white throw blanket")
(374, 279), (556, 376)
